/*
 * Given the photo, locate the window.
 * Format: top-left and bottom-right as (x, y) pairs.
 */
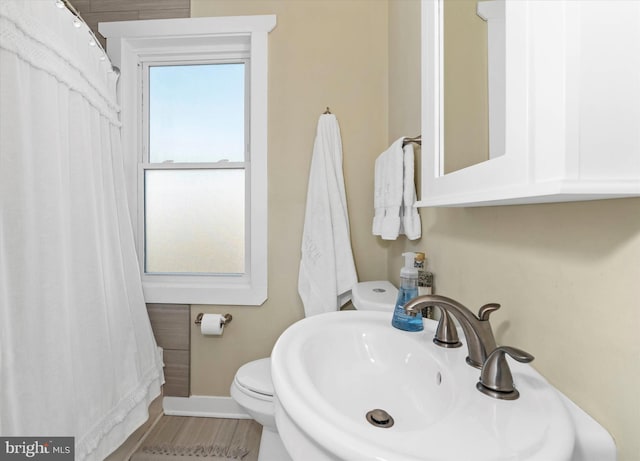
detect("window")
(143, 62), (247, 275)
(100, 16), (276, 304)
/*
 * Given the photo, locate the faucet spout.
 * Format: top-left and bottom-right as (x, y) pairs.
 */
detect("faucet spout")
(404, 295), (498, 368)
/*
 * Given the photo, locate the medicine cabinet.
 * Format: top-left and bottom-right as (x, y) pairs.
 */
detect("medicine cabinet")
(418, 0), (640, 207)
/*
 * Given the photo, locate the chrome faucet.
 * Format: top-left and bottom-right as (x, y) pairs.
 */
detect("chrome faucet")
(403, 294), (534, 400)
(403, 294), (500, 368)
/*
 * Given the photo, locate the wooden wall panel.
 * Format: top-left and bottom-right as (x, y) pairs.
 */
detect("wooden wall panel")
(147, 304), (190, 398)
(69, 0), (190, 47)
(161, 349), (190, 398)
(147, 304), (190, 350)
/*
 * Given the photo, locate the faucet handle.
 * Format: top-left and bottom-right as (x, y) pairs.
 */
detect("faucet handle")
(476, 346), (534, 400)
(478, 303), (500, 320)
(433, 308), (462, 348)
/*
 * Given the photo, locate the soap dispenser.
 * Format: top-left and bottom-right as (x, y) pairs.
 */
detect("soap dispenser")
(391, 252), (423, 332)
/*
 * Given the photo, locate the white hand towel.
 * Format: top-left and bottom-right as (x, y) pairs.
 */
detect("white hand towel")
(401, 143), (421, 240)
(372, 153), (385, 235)
(372, 138), (421, 240)
(298, 114), (358, 317)
(373, 138), (404, 240)
(373, 137), (405, 240)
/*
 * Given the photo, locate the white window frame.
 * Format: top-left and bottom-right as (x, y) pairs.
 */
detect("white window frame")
(100, 15), (276, 305)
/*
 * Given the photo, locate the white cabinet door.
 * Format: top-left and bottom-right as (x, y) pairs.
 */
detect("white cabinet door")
(419, 0), (640, 207)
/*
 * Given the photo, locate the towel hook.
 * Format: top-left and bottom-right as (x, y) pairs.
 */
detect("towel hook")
(323, 107), (332, 114)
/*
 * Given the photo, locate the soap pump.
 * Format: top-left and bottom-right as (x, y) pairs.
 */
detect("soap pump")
(391, 252), (423, 332)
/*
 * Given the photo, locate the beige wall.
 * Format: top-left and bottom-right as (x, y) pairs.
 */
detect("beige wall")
(189, 0), (389, 396)
(390, 2), (640, 460)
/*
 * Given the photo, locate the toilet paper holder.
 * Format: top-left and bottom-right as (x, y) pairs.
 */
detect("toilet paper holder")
(195, 312), (232, 327)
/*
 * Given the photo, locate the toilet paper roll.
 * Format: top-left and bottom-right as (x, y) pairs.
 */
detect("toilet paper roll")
(200, 314), (225, 336)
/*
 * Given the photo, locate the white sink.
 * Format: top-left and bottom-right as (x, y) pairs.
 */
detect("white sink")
(271, 310), (614, 461)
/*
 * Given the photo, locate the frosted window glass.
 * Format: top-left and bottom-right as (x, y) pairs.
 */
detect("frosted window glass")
(149, 63), (245, 163)
(145, 169), (245, 274)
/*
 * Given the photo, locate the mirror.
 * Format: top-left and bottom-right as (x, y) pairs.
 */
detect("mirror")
(420, 0), (528, 207)
(441, 0), (505, 175)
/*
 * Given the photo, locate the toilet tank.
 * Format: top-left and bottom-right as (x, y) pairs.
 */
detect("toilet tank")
(351, 281), (398, 312)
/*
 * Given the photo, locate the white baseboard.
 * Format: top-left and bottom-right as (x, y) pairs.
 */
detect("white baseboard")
(163, 395), (251, 419)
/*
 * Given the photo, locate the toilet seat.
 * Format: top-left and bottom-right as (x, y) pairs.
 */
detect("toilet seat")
(234, 357), (273, 401)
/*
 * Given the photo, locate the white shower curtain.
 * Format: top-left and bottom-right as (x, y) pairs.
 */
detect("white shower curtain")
(0, 1), (164, 460)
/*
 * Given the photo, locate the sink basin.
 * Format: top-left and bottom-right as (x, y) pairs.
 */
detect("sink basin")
(271, 311), (600, 461)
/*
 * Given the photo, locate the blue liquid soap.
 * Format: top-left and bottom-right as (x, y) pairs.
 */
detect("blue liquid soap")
(391, 252), (424, 332)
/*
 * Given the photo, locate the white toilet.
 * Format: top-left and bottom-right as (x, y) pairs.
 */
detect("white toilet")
(229, 357), (291, 461)
(351, 280), (398, 311)
(230, 281), (397, 461)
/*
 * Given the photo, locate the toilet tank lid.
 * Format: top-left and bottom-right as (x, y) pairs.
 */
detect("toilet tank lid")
(235, 358), (273, 396)
(352, 281), (398, 311)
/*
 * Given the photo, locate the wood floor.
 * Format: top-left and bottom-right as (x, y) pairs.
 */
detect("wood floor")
(105, 397), (262, 461)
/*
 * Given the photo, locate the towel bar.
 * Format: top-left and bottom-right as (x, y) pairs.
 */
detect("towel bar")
(403, 135), (422, 147)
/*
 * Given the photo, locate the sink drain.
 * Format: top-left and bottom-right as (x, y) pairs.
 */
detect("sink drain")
(366, 409), (394, 428)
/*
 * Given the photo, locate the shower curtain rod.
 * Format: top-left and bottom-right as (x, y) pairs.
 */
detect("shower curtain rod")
(58, 0), (119, 74)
